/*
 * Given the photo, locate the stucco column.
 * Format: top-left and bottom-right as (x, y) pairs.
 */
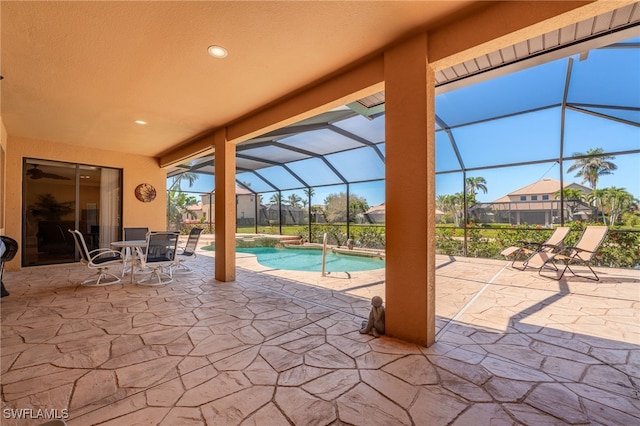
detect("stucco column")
(384, 33), (436, 347)
(214, 129), (236, 282)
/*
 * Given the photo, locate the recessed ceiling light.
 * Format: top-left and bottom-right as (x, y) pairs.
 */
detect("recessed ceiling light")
(207, 45), (228, 58)
(135, 120), (147, 125)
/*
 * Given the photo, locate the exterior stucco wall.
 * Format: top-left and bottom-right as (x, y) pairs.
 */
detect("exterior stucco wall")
(3, 134), (166, 271)
(0, 117), (7, 235)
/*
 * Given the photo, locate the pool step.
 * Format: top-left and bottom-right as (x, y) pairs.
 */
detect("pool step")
(278, 236), (304, 245)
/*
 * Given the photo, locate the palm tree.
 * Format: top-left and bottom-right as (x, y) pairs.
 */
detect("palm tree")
(465, 177), (488, 197)
(601, 187), (637, 225)
(567, 148), (617, 189)
(303, 187), (315, 210)
(436, 195), (449, 213)
(287, 194), (302, 208)
(269, 193), (282, 205)
(438, 193), (464, 226)
(554, 188), (586, 222)
(585, 189), (608, 223)
(303, 187), (315, 200)
(169, 172), (199, 191)
(167, 172), (200, 230)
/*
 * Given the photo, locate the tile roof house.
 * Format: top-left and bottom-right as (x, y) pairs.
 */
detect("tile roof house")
(198, 187), (257, 226)
(472, 178), (594, 226)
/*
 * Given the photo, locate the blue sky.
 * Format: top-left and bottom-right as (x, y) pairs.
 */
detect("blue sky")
(171, 36), (639, 208)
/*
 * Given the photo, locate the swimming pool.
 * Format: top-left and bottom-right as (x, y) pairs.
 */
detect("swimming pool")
(236, 246), (384, 272)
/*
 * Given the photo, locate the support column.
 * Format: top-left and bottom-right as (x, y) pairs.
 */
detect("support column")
(384, 33), (436, 347)
(214, 129), (236, 282)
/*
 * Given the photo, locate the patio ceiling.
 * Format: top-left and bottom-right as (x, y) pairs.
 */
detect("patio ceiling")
(3, 2), (639, 164)
(0, 1), (478, 157)
(166, 7), (640, 194)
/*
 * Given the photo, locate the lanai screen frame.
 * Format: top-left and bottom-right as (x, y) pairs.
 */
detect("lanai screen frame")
(166, 29), (640, 247)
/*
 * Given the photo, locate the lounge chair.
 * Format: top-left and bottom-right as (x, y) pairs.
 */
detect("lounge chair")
(501, 227), (570, 271)
(539, 225), (608, 281)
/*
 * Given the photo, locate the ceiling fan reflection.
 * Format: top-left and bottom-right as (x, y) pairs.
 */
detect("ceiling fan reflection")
(26, 164), (70, 180)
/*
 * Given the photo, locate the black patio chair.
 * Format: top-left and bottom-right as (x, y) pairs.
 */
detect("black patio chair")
(172, 227), (204, 275)
(1, 236), (19, 297)
(135, 232), (179, 285)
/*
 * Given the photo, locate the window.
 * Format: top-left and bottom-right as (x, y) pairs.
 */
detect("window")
(531, 195), (538, 201)
(520, 195), (527, 201)
(542, 195), (549, 200)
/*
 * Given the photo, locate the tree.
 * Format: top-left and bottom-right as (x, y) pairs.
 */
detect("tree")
(567, 148), (617, 189)
(167, 172), (199, 230)
(437, 193), (464, 226)
(303, 187), (315, 201)
(436, 195), (449, 213)
(269, 193), (282, 205)
(555, 188), (587, 222)
(323, 192), (368, 223)
(168, 172), (199, 191)
(465, 177), (488, 197)
(349, 199), (370, 223)
(287, 194), (302, 208)
(167, 190), (198, 228)
(600, 187), (637, 225)
(586, 189), (608, 223)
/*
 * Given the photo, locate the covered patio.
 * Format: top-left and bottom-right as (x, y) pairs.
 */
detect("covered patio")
(2, 2), (639, 424)
(2, 249), (638, 424)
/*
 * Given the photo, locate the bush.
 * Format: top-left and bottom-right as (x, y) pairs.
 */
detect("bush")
(435, 227), (464, 255)
(299, 224), (347, 246)
(350, 226), (386, 249)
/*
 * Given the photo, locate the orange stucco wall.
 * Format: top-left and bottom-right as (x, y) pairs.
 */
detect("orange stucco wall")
(2, 133), (167, 271)
(0, 117), (7, 235)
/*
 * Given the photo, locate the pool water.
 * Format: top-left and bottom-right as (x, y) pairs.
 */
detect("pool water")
(236, 246), (384, 272)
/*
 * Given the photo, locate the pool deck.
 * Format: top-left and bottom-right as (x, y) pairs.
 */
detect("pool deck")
(1, 245), (639, 425)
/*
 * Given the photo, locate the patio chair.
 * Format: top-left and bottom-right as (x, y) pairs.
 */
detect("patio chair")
(172, 227), (203, 275)
(122, 227), (149, 276)
(68, 229), (124, 286)
(135, 231), (179, 286)
(501, 227), (570, 271)
(539, 225), (608, 281)
(1, 236), (19, 297)
(124, 227), (149, 241)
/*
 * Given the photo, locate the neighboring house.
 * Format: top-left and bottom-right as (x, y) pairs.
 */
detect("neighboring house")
(310, 205), (327, 224)
(364, 203), (386, 224)
(183, 202), (204, 224)
(198, 187), (258, 225)
(470, 178), (594, 226)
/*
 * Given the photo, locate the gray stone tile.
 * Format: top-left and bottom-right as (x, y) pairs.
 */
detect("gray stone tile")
(1, 254), (638, 425)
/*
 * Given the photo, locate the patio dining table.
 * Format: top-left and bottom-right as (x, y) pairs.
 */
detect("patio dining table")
(110, 240), (146, 283)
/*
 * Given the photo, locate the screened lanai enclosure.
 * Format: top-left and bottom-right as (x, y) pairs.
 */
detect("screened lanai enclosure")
(167, 20), (640, 268)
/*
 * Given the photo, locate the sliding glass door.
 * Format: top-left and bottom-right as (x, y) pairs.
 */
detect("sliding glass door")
(22, 159), (122, 266)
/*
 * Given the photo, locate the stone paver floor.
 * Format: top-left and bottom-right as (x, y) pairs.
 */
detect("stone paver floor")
(1, 249), (639, 425)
